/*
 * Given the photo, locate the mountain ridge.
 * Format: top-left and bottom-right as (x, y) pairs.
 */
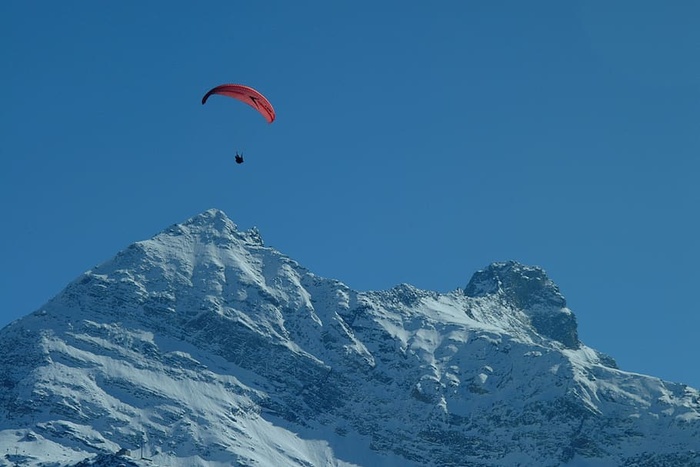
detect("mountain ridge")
(1, 208), (698, 466)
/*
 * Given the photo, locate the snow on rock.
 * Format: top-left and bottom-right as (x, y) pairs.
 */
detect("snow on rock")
(1, 209), (699, 466)
(465, 261), (579, 349)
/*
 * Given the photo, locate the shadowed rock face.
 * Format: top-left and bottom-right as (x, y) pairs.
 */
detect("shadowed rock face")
(464, 261), (579, 349)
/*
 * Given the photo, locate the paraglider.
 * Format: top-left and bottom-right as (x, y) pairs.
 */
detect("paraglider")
(201, 84), (275, 165)
(201, 84), (275, 123)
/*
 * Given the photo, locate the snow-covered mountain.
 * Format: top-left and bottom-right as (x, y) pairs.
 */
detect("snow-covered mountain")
(1, 209), (698, 466)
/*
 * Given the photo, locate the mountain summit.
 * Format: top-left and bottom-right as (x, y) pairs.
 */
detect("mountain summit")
(1, 209), (698, 466)
(465, 261), (579, 349)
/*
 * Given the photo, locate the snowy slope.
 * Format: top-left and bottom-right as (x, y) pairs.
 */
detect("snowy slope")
(1, 209), (698, 466)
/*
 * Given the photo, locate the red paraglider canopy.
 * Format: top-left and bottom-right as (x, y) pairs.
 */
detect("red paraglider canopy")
(201, 84), (276, 123)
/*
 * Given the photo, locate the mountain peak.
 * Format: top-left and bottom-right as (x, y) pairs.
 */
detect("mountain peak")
(187, 207), (234, 226)
(180, 208), (237, 235)
(464, 261), (579, 348)
(464, 261), (566, 308)
(162, 208), (263, 246)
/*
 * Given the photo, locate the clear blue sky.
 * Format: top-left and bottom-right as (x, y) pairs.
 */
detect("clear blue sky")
(2, 1), (699, 389)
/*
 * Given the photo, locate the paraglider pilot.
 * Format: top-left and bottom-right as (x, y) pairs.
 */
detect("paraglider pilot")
(235, 152), (244, 164)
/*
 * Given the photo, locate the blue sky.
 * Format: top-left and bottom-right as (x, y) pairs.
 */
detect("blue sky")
(2, 2), (699, 389)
